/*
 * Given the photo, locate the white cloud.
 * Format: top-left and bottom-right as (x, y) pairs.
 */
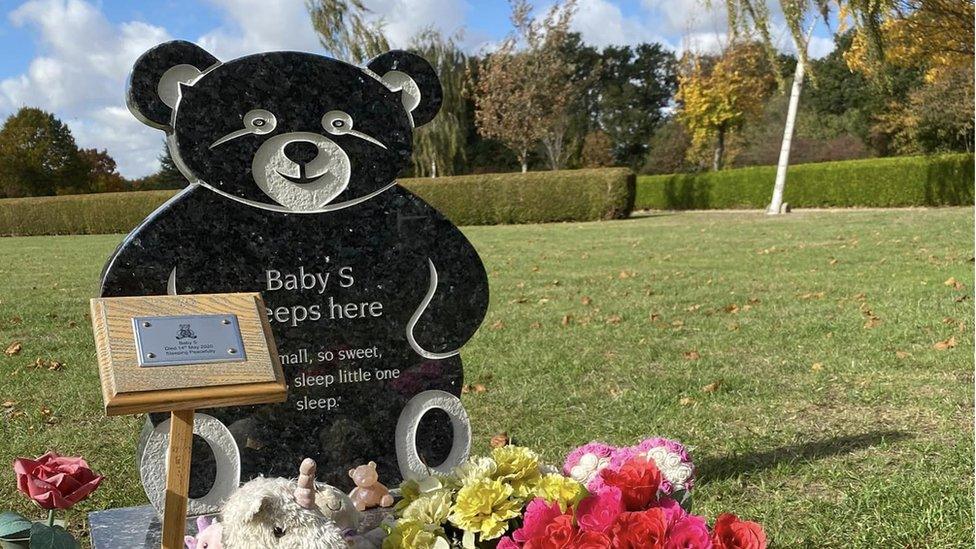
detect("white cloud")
(197, 0), (322, 60)
(571, 0), (670, 48)
(641, 0), (727, 37)
(365, 0), (468, 49)
(0, 0), (171, 177)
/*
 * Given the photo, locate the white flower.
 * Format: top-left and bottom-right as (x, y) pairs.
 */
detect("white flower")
(642, 447), (693, 490)
(569, 453), (610, 486)
(453, 456), (497, 485)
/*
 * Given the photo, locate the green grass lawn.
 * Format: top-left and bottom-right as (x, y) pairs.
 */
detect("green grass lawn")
(0, 208), (972, 547)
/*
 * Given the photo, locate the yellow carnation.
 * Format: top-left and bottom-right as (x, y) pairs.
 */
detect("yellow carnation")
(532, 473), (586, 509)
(402, 490), (453, 526)
(382, 519), (449, 549)
(448, 478), (521, 541)
(490, 445), (541, 498)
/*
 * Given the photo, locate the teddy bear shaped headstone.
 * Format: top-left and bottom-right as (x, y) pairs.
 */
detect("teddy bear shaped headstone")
(101, 41), (489, 492)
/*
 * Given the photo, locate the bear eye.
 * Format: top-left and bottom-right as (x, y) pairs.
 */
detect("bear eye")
(322, 110), (353, 135)
(244, 109), (276, 135)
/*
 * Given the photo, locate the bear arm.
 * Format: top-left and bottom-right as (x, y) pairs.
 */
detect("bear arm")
(409, 222), (489, 356)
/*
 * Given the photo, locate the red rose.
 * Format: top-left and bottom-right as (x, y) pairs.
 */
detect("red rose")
(13, 452), (103, 510)
(600, 456), (662, 511)
(610, 508), (667, 549)
(525, 515), (578, 549)
(574, 531), (612, 548)
(711, 514), (767, 549)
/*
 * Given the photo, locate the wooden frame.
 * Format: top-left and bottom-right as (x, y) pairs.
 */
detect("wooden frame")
(90, 292), (286, 416)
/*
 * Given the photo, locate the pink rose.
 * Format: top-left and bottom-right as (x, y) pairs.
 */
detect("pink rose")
(666, 514), (711, 549)
(13, 452), (103, 510)
(513, 499), (566, 543)
(497, 537), (521, 549)
(577, 486), (624, 533)
(652, 496), (687, 528)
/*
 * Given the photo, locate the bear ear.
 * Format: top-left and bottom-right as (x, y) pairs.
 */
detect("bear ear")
(367, 50), (442, 128)
(368, 461), (376, 468)
(127, 40), (220, 131)
(348, 468), (356, 478)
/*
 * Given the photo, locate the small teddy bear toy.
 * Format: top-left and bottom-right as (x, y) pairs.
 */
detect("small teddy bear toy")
(348, 462), (394, 511)
(185, 516), (222, 549)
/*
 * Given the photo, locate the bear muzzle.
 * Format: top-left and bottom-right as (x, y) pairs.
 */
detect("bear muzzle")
(251, 132), (351, 212)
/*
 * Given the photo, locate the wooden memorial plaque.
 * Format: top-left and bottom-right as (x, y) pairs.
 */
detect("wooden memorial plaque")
(90, 292), (286, 416)
(90, 292), (286, 549)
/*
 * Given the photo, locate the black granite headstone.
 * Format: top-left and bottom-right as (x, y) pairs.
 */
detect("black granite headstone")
(101, 41), (489, 491)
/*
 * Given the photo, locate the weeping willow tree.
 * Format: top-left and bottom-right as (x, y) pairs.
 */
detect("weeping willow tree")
(408, 30), (468, 178)
(307, 0), (389, 63)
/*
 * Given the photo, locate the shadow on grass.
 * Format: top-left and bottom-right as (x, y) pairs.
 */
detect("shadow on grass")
(696, 430), (912, 484)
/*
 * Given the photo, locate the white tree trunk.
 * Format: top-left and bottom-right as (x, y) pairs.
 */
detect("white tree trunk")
(768, 27), (814, 215)
(430, 160), (437, 178)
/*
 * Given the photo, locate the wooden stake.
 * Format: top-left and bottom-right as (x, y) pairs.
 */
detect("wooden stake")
(161, 409), (194, 549)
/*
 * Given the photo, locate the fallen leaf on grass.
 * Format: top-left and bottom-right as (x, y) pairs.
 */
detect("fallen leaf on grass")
(490, 320), (505, 331)
(702, 381), (721, 393)
(529, 322), (542, 329)
(724, 304), (740, 314)
(955, 295), (970, 302)
(811, 362), (823, 371)
(895, 351), (910, 359)
(683, 350), (700, 361)
(490, 433), (510, 448)
(581, 296), (592, 306)
(798, 292), (825, 300)
(933, 336), (957, 350)
(561, 314), (572, 327)
(618, 271), (632, 279)
(4, 342), (21, 356)
(510, 297), (528, 304)
(829, 258), (839, 266)
(679, 397), (695, 406)
(606, 315), (622, 325)
(863, 316), (882, 329)
(650, 313), (661, 321)
(2, 400), (15, 408)
(531, 266), (540, 272)
(671, 320), (685, 328)
(944, 277), (964, 290)
(686, 304), (701, 312)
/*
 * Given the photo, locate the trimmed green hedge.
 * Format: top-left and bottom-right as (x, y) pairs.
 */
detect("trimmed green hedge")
(0, 168), (635, 236)
(636, 154), (974, 210)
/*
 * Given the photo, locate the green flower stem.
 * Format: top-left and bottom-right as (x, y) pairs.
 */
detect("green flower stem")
(46, 509), (55, 528)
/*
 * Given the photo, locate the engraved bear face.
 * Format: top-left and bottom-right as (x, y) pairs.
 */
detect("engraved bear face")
(127, 41), (442, 213)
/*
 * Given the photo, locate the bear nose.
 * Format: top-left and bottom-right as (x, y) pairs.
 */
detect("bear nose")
(283, 141), (320, 165)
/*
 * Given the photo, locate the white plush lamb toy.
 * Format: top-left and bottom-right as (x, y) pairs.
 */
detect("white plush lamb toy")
(221, 458), (369, 549)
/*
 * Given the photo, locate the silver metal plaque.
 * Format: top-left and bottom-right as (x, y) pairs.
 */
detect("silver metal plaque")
(133, 314), (247, 367)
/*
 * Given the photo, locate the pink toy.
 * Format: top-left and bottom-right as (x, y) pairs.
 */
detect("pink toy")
(184, 516), (223, 549)
(347, 461), (393, 511)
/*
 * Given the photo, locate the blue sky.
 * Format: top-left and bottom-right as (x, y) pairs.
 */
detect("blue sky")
(0, 0), (836, 178)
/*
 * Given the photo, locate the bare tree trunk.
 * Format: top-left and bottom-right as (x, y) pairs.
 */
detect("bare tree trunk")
(430, 160), (437, 178)
(768, 25), (814, 215)
(520, 147), (529, 173)
(767, 56), (804, 215)
(712, 126), (726, 171)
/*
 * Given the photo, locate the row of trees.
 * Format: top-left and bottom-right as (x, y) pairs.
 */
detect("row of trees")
(0, 108), (131, 198)
(0, 0), (970, 199)
(310, 0), (971, 185)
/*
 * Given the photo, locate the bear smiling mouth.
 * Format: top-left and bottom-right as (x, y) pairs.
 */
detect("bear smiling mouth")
(276, 164), (325, 185)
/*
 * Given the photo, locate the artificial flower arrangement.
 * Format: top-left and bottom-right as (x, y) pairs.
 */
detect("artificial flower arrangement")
(0, 452), (103, 549)
(383, 438), (766, 549)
